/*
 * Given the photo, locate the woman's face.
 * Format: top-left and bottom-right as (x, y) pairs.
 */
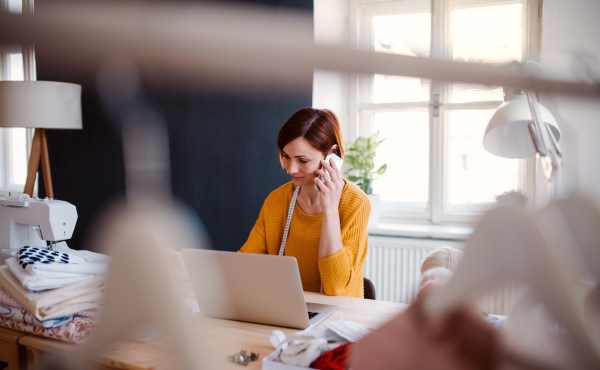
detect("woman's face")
(282, 137), (326, 188)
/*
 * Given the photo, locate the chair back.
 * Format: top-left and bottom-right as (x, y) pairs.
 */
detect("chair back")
(363, 277), (376, 300)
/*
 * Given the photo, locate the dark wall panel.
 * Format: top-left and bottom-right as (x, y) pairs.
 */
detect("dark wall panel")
(37, 0), (312, 252)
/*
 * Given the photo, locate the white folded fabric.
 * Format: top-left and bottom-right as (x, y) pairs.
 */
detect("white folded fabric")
(12, 265), (92, 279)
(7, 258), (94, 292)
(25, 262), (109, 276)
(0, 266), (104, 321)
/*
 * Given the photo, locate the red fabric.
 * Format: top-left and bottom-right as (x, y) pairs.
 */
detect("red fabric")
(311, 343), (353, 370)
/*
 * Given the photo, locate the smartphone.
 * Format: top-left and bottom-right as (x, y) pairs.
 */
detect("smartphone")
(315, 153), (344, 191)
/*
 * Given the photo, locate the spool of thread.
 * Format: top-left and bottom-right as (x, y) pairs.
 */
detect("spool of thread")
(5, 194), (30, 202)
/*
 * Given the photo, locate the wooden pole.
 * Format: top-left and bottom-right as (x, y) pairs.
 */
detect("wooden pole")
(39, 128), (53, 199)
(23, 129), (41, 197)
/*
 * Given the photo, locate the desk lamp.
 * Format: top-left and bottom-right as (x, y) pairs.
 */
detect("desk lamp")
(0, 81), (82, 198)
(482, 62), (562, 190)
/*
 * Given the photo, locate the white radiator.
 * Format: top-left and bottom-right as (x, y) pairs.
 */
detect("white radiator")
(364, 235), (523, 316)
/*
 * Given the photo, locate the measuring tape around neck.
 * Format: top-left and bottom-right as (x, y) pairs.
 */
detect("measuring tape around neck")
(278, 185), (301, 256)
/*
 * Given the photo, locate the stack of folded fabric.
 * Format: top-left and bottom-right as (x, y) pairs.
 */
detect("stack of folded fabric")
(0, 246), (109, 343)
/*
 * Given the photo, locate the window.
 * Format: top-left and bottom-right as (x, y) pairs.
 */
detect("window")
(345, 0), (539, 225)
(0, 0), (36, 195)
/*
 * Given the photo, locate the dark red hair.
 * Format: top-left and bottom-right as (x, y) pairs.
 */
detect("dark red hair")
(277, 108), (345, 166)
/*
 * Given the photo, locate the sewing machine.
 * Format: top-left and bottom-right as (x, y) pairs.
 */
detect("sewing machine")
(0, 194), (77, 252)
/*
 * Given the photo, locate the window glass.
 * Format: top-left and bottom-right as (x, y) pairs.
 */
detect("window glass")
(9, 53), (24, 81)
(370, 10), (431, 103)
(10, 128), (27, 185)
(450, 2), (522, 103)
(4, 51), (28, 189)
(8, 0), (23, 14)
(372, 110), (429, 206)
(353, 0), (527, 221)
(446, 110), (519, 205)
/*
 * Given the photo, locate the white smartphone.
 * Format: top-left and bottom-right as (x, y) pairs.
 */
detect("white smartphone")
(315, 153), (344, 191)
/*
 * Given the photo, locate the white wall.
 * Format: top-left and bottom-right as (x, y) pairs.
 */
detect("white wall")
(539, 0), (600, 206)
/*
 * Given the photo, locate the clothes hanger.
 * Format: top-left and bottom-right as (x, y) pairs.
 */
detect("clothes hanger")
(423, 197), (600, 368)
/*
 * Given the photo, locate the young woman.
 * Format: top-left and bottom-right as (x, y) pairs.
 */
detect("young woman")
(239, 108), (370, 298)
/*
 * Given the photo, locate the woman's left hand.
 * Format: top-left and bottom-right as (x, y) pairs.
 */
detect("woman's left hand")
(314, 158), (344, 215)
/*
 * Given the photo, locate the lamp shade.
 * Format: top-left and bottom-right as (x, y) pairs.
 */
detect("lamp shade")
(0, 81), (82, 129)
(483, 94), (560, 158)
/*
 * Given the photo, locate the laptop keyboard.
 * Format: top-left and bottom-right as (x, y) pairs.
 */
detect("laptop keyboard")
(308, 311), (319, 320)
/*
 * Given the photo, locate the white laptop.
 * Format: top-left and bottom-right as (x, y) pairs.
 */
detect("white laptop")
(181, 249), (338, 329)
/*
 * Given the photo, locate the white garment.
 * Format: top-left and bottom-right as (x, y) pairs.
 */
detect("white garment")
(25, 261), (109, 276)
(0, 266), (103, 321)
(6, 258), (94, 291)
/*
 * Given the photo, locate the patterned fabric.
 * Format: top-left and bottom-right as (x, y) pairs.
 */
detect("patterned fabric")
(238, 180), (371, 298)
(18, 246), (86, 268)
(311, 342), (353, 370)
(76, 308), (103, 318)
(0, 315), (98, 343)
(17, 246), (108, 276)
(0, 303), (75, 328)
(0, 286), (20, 307)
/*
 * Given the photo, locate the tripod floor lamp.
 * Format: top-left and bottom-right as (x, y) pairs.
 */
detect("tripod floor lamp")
(0, 81), (82, 198)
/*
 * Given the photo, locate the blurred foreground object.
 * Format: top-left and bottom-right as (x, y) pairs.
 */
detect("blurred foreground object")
(0, 1), (598, 97)
(424, 194), (600, 369)
(0, 81), (82, 199)
(57, 197), (209, 368)
(41, 60), (211, 369)
(354, 194), (600, 369)
(353, 289), (501, 370)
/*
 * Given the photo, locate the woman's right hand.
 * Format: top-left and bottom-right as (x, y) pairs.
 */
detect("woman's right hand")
(314, 158), (344, 216)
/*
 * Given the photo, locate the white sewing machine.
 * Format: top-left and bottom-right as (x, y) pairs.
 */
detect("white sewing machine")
(0, 194), (77, 252)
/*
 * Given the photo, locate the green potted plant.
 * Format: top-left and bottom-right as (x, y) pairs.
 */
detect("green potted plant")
(344, 131), (387, 225)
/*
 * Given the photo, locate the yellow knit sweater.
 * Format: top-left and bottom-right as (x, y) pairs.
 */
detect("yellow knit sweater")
(239, 180), (370, 298)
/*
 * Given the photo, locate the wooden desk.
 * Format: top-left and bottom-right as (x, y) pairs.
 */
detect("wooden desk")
(0, 327), (27, 370)
(18, 293), (407, 369)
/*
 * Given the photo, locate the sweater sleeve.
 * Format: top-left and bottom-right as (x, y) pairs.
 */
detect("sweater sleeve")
(317, 197), (370, 296)
(238, 201), (268, 254)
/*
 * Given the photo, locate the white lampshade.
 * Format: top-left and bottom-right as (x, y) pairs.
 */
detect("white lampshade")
(0, 81), (82, 129)
(483, 94), (560, 158)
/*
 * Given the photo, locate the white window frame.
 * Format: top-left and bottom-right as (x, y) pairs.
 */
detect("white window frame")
(346, 0), (541, 226)
(0, 0), (36, 196)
